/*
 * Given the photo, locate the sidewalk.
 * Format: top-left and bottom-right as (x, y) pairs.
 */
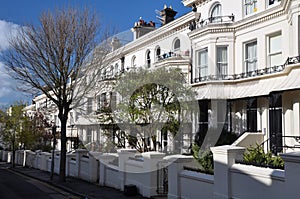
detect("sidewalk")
(9, 164), (150, 199)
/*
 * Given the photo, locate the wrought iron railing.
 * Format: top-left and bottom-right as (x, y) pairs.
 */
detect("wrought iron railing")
(199, 14), (235, 26)
(260, 135), (300, 155)
(189, 14), (235, 31)
(192, 55), (300, 83)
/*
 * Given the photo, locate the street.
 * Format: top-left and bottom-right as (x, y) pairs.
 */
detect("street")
(0, 162), (79, 199)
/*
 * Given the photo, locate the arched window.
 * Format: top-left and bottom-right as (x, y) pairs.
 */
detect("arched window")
(131, 56), (136, 69)
(156, 46), (161, 61)
(102, 68), (107, 79)
(210, 3), (222, 23)
(146, 50), (151, 68)
(173, 38), (180, 51)
(115, 63), (119, 75)
(110, 65), (114, 77)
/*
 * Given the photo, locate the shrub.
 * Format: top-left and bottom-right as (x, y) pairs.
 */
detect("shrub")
(192, 144), (214, 174)
(243, 144), (284, 169)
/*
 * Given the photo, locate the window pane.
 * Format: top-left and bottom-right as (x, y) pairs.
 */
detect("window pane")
(245, 41), (257, 72)
(244, 0), (257, 15)
(132, 56), (136, 68)
(269, 33), (282, 66)
(270, 34), (281, 54)
(100, 93), (107, 108)
(270, 54), (282, 66)
(217, 47), (228, 76)
(197, 49), (208, 78)
(174, 39), (180, 50)
(87, 97), (93, 114)
(211, 4), (222, 22)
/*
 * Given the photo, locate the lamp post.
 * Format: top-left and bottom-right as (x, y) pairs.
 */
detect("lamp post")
(50, 125), (56, 180)
(10, 129), (15, 168)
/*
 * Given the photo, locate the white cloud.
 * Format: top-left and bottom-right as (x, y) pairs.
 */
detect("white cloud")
(0, 20), (20, 51)
(0, 20), (29, 106)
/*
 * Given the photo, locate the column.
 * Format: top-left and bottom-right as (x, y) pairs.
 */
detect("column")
(211, 145), (245, 199)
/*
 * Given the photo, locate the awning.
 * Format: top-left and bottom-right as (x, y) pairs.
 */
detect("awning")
(230, 76), (285, 99)
(273, 67), (300, 92)
(193, 67), (300, 100)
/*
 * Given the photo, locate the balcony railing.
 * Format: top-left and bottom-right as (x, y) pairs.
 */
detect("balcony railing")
(190, 14), (235, 31)
(199, 14), (235, 26)
(192, 56), (300, 83)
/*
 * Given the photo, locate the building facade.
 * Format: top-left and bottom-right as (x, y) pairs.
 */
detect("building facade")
(25, 0), (300, 154)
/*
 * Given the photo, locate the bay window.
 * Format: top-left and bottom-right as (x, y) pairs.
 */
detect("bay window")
(216, 46), (228, 78)
(245, 41), (257, 73)
(196, 48), (208, 81)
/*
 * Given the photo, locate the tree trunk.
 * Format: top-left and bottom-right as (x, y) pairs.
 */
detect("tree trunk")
(58, 107), (68, 182)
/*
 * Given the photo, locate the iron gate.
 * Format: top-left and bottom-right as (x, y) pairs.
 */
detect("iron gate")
(156, 160), (168, 195)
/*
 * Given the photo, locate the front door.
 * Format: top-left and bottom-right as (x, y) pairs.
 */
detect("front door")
(269, 93), (282, 155)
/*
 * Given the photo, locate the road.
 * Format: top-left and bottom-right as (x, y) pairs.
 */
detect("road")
(0, 163), (79, 199)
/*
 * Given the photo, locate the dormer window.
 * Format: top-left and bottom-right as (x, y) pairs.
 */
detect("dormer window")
(210, 3), (222, 23)
(244, 0), (257, 15)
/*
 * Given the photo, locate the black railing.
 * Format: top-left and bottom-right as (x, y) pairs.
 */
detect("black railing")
(261, 136), (300, 155)
(192, 55), (300, 83)
(199, 14), (235, 26)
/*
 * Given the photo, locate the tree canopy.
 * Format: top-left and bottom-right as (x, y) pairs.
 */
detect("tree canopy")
(106, 67), (198, 152)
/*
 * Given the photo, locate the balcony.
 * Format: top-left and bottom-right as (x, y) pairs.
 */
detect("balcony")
(192, 56), (300, 83)
(189, 14), (235, 31)
(153, 51), (190, 68)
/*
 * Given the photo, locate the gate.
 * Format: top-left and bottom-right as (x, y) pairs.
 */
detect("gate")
(156, 160), (168, 195)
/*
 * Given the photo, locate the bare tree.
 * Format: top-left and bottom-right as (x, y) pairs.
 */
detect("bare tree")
(2, 7), (108, 181)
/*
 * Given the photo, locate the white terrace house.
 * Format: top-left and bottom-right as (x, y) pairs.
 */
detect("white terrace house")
(25, 94), (78, 152)
(25, 0), (300, 155)
(186, 0), (300, 155)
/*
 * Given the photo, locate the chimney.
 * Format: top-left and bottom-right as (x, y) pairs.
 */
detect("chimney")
(160, 5), (177, 26)
(131, 17), (156, 40)
(111, 37), (122, 51)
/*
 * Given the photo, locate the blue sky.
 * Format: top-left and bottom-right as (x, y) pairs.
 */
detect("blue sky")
(0, 0), (191, 107)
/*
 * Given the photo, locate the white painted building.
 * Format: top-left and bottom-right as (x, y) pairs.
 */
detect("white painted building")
(24, 0), (300, 154)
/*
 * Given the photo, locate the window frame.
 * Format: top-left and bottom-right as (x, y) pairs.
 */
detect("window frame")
(146, 50), (151, 68)
(87, 97), (93, 114)
(267, 0), (281, 7)
(173, 38), (181, 52)
(196, 48), (208, 80)
(244, 0), (257, 16)
(114, 63), (119, 76)
(210, 3), (222, 23)
(131, 55), (136, 69)
(216, 46), (228, 78)
(267, 32), (282, 67)
(244, 40), (257, 73)
(155, 46), (161, 61)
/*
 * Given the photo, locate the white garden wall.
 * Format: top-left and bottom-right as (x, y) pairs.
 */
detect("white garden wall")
(2, 147), (300, 199)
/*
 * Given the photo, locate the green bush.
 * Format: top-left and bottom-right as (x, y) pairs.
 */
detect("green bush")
(243, 144), (284, 169)
(192, 144), (214, 174)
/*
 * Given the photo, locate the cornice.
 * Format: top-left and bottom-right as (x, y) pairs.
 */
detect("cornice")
(189, 0), (291, 39)
(109, 12), (195, 56)
(105, 0), (293, 60)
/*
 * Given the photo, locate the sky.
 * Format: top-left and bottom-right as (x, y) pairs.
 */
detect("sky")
(0, 0), (191, 107)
